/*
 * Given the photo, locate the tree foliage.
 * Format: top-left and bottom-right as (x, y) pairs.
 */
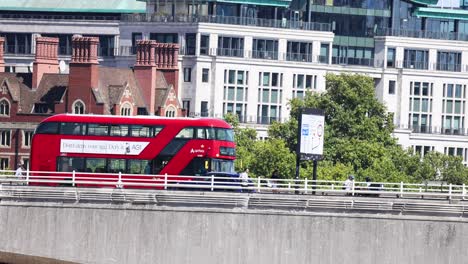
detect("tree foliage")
(227, 74), (468, 184)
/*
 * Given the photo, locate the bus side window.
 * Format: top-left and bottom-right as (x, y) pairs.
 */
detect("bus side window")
(196, 128), (207, 139)
(87, 124), (109, 136)
(131, 125), (150, 137)
(57, 157), (85, 172)
(110, 125), (129, 137)
(61, 123), (85, 135)
(35, 122), (59, 134)
(86, 158), (106, 173)
(176, 128), (194, 139)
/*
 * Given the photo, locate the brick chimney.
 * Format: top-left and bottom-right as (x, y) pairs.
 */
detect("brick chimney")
(69, 36), (99, 91)
(157, 43), (179, 97)
(0, 37), (5, 73)
(134, 40), (158, 114)
(32, 37), (59, 89)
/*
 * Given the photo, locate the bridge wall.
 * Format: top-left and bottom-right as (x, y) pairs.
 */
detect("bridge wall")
(0, 200), (466, 264)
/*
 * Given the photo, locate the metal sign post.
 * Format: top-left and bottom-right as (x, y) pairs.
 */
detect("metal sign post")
(296, 108), (325, 194)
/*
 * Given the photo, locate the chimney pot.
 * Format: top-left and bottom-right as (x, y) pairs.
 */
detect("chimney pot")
(32, 36), (59, 89)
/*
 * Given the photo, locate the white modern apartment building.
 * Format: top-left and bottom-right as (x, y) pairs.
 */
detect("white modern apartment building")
(2, 0), (468, 163)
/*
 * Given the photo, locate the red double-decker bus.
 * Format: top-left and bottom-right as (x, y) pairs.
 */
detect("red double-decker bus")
(30, 114), (236, 186)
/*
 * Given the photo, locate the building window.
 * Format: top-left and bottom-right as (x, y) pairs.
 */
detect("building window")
(252, 39), (278, 60)
(23, 130), (34, 148)
(201, 101), (208, 117)
(403, 49), (429, 70)
(0, 99), (10, 116)
(413, 145), (434, 159)
(185, 33), (196, 55)
(72, 100), (85, 114)
(223, 70), (249, 122)
(200, 35), (210, 55)
(184, 67), (192, 82)
(120, 103), (132, 116)
(165, 106), (176, 117)
(257, 72), (283, 124)
(408, 82), (433, 133)
(437, 51), (462, 72)
(387, 48), (395, 68)
(319, 43), (329, 63)
(0, 130), (11, 147)
(0, 157), (8, 170)
(292, 74), (317, 99)
(202, 68), (209, 83)
(442, 84), (466, 135)
(131, 33), (142, 55)
(388, 80), (396, 95)
(286, 41), (313, 62)
(217, 36), (244, 57)
(182, 100), (191, 117)
(149, 33), (178, 43)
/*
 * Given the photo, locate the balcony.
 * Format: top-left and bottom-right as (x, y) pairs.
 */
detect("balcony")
(251, 50), (278, 60)
(286, 53), (313, 63)
(376, 28), (468, 42)
(4, 45), (31, 55)
(122, 14), (332, 32)
(396, 124), (468, 136)
(217, 48), (244, 58)
(0, 13), (119, 21)
(332, 56), (383, 67)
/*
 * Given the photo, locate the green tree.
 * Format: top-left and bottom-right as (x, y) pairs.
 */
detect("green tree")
(414, 152), (468, 185)
(247, 138), (296, 178)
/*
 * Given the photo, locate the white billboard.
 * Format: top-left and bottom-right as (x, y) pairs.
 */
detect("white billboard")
(60, 139), (149, 155)
(299, 111), (324, 158)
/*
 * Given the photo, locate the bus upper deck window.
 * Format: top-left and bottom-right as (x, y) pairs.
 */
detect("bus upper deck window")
(110, 125), (129, 137)
(176, 128), (194, 139)
(60, 122), (85, 135)
(35, 122), (59, 134)
(87, 124), (109, 136)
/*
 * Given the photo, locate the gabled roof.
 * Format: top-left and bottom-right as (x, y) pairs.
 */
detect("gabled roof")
(0, 72), (40, 113)
(0, 0), (146, 13)
(97, 66), (146, 114)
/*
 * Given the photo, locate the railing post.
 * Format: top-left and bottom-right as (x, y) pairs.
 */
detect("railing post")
(26, 168), (30, 185)
(463, 184), (466, 200)
(400, 181), (404, 197)
(448, 184), (452, 200)
(257, 177), (261, 193)
(117, 171), (123, 188)
(72, 170), (76, 187)
(304, 178), (308, 195)
(210, 174), (214, 191)
(351, 181), (355, 196)
(164, 173), (168, 190)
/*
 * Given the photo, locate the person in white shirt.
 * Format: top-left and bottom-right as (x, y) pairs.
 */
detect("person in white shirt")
(343, 175), (354, 192)
(239, 168), (249, 187)
(15, 163), (25, 184)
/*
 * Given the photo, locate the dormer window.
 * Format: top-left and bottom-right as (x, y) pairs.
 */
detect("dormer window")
(72, 100), (85, 114)
(120, 102), (132, 116)
(0, 99), (10, 116)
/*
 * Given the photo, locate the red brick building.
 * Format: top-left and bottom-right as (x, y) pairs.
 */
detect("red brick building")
(0, 36), (183, 170)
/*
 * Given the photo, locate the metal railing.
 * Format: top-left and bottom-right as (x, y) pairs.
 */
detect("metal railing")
(395, 124), (468, 136)
(0, 13), (120, 21)
(122, 14), (332, 32)
(1, 170), (466, 201)
(376, 28), (468, 42)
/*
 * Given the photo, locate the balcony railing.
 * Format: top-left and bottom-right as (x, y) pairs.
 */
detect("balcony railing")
(332, 56), (383, 67)
(376, 28), (468, 41)
(251, 50), (279, 60)
(122, 14), (332, 32)
(217, 48), (244, 57)
(286, 53), (313, 63)
(0, 13), (119, 21)
(402, 60), (428, 70)
(435, 63), (462, 72)
(396, 124), (468, 136)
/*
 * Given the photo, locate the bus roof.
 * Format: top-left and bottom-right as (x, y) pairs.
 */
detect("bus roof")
(41, 114), (232, 128)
